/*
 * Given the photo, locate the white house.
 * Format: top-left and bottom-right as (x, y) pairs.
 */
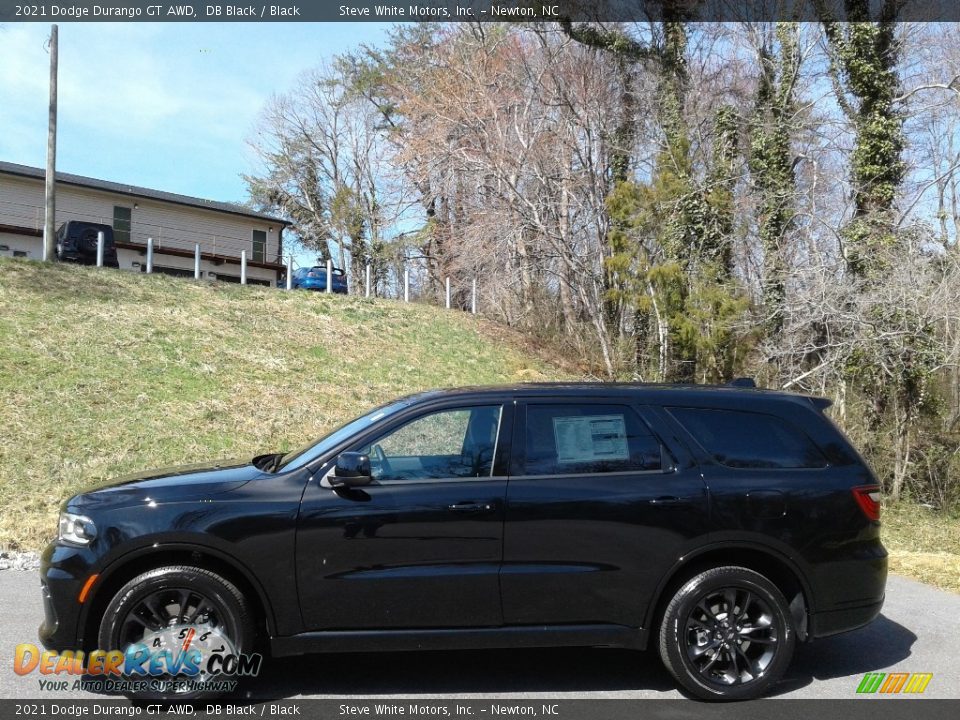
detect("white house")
(0, 161), (289, 286)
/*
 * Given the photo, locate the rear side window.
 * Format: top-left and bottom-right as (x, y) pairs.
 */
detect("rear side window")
(668, 407), (827, 469)
(523, 403), (662, 475)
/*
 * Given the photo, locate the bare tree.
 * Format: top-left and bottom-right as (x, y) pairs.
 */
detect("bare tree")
(246, 63), (408, 292)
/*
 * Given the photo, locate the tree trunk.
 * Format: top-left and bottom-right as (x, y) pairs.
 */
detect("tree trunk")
(891, 403), (911, 502)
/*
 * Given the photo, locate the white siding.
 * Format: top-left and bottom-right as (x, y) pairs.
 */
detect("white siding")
(0, 233), (276, 284)
(0, 173), (283, 262)
(114, 248), (277, 284)
(0, 231), (41, 259)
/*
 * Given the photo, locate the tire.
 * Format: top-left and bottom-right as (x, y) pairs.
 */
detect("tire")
(658, 566), (795, 701)
(98, 565), (257, 700)
(78, 228), (100, 254)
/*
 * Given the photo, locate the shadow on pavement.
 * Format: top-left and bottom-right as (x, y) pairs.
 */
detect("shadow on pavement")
(236, 614), (914, 699)
(238, 646), (676, 699)
(771, 614), (917, 697)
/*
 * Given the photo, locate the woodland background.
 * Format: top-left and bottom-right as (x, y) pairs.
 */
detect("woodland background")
(245, 10), (960, 511)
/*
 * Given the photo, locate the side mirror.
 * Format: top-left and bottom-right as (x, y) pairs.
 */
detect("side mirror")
(331, 452), (372, 488)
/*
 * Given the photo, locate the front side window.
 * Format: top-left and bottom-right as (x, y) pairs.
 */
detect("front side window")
(523, 403), (662, 476)
(667, 407), (828, 469)
(113, 206), (132, 243)
(358, 405), (502, 483)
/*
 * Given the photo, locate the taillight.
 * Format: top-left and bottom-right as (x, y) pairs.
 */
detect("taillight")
(852, 485), (882, 522)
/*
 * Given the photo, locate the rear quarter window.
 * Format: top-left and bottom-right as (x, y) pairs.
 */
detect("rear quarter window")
(667, 407), (827, 469)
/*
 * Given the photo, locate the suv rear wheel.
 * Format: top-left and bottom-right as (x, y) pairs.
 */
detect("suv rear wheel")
(97, 565), (256, 699)
(658, 566), (795, 700)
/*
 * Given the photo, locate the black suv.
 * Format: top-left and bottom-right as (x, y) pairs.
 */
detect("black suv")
(55, 221), (119, 268)
(40, 383), (886, 700)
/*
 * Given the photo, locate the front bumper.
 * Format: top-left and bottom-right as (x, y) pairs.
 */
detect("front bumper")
(38, 542), (95, 651)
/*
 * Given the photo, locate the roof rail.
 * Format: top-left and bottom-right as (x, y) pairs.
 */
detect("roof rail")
(728, 377), (757, 388)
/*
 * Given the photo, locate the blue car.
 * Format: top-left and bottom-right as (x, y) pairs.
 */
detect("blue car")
(282, 265), (348, 294)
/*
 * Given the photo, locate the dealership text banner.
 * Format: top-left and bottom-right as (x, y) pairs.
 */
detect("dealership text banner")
(4, 1), (960, 23)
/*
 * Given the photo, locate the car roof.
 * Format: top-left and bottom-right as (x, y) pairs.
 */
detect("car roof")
(398, 382), (827, 408)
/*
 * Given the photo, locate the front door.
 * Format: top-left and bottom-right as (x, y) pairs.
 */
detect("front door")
(296, 402), (510, 630)
(501, 400), (708, 628)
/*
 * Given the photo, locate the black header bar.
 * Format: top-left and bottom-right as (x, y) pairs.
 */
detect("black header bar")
(1, 1), (959, 24)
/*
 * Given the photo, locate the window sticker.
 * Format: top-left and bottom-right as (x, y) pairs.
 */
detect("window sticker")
(552, 414), (629, 464)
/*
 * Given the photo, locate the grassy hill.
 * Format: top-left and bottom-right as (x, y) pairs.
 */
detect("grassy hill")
(0, 258), (570, 550)
(1, 258), (957, 595)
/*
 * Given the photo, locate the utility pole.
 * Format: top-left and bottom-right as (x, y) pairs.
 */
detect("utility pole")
(43, 24), (58, 262)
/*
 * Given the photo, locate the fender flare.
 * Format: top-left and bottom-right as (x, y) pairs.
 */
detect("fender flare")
(80, 541), (279, 643)
(643, 540), (816, 634)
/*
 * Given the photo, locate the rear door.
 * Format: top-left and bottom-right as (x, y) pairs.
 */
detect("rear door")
(500, 399), (708, 628)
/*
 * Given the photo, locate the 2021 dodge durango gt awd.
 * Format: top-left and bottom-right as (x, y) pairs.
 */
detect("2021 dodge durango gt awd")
(40, 383), (887, 701)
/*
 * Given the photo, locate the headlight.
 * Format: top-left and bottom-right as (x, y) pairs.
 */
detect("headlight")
(58, 512), (97, 546)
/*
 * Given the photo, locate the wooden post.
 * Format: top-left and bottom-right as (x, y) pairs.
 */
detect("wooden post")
(326, 258), (333, 294)
(471, 278), (477, 315)
(445, 277), (451, 309)
(146, 237), (153, 273)
(96, 231), (104, 267)
(43, 24), (58, 262)
(365, 263), (371, 298)
(194, 243), (201, 280)
(286, 255), (293, 290)
(403, 268), (410, 302)
(240, 250), (247, 285)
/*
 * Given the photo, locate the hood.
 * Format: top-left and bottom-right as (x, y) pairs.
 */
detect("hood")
(66, 458), (268, 511)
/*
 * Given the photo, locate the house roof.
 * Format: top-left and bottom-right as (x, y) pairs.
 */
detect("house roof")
(0, 160), (290, 226)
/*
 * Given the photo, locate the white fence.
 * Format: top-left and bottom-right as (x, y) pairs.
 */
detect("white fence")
(69, 233), (481, 315)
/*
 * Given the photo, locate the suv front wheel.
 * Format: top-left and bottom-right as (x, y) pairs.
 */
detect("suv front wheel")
(97, 565), (256, 699)
(658, 566), (795, 700)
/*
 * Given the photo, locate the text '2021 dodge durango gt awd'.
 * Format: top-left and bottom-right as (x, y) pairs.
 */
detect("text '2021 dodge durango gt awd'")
(40, 382), (887, 700)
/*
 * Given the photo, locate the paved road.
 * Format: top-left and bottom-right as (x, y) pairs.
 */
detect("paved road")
(0, 573), (956, 700)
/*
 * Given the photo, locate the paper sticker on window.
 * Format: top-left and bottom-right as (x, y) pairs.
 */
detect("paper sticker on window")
(553, 414), (629, 464)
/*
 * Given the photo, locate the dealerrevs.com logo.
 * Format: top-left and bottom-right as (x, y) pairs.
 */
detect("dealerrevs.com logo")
(14, 625), (262, 694)
(856, 672), (933, 695)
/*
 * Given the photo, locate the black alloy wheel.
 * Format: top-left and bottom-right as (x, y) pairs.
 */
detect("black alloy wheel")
(683, 586), (779, 686)
(97, 565), (256, 699)
(659, 566), (796, 700)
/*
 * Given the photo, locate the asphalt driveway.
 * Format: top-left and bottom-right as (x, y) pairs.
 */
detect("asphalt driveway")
(0, 572), (956, 700)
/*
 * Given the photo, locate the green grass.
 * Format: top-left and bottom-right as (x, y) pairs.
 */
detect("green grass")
(2, 257), (958, 596)
(0, 258), (571, 550)
(882, 503), (960, 594)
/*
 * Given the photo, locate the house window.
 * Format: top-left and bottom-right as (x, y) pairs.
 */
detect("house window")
(252, 230), (266, 262)
(113, 206), (132, 243)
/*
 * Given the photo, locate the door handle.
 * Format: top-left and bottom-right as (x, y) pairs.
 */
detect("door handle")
(448, 501), (495, 514)
(649, 496), (689, 507)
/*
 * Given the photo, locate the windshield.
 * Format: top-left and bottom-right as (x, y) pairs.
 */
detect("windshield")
(275, 398), (415, 471)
